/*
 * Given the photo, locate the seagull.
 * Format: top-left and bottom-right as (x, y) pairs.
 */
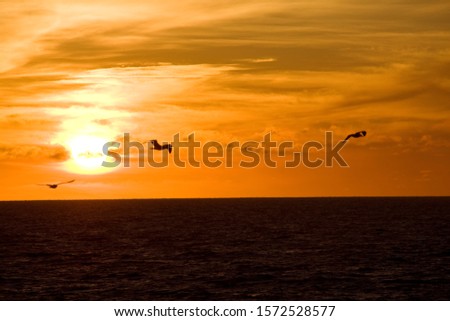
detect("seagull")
(149, 140), (173, 153)
(345, 130), (367, 141)
(39, 179), (75, 189)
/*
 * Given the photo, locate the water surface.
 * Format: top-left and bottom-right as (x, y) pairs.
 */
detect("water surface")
(1, 197), (449, 300)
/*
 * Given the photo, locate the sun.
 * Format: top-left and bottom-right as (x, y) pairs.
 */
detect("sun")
(64, 135), (116, 175)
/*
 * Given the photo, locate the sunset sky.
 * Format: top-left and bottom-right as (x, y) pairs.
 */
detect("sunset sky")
(1, 0), (449, 200)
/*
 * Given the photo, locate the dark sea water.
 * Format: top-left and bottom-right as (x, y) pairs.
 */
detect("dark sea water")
(0, 197), (449, 300)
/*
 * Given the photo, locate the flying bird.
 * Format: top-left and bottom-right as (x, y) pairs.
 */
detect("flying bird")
(345, 130), (367, 141)
(39, 179), (75, 189)
(149, 140), (173, 153)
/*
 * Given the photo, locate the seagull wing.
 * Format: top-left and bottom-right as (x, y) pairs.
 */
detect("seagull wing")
(56, 179), (75, 186)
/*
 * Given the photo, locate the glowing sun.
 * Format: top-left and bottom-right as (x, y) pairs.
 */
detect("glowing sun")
(64, 135), (115, 175)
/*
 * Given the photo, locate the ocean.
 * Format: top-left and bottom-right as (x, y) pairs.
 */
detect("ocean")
(0, 197), (449, 300)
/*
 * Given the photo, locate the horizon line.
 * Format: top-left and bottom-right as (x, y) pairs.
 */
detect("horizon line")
(1, 195), (449, 202)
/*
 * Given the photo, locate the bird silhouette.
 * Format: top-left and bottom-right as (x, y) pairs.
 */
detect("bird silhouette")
(38, 179), (75, 189)
(149, 140), (173, 153)
(345, 130), (367, 141)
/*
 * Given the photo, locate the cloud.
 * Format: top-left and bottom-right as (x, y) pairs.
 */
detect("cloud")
(0, 144), (70, 162)
(238, 58), (277, 63)
(0, 113), (60, 132)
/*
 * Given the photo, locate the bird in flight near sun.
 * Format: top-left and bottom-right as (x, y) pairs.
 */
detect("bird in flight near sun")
(345, 131), (367, 141)
(149, 139), (173, 153)
(38, 180), (75, 189)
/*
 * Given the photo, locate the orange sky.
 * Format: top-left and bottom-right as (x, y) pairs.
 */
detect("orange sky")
(1, 0), (449, 200)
